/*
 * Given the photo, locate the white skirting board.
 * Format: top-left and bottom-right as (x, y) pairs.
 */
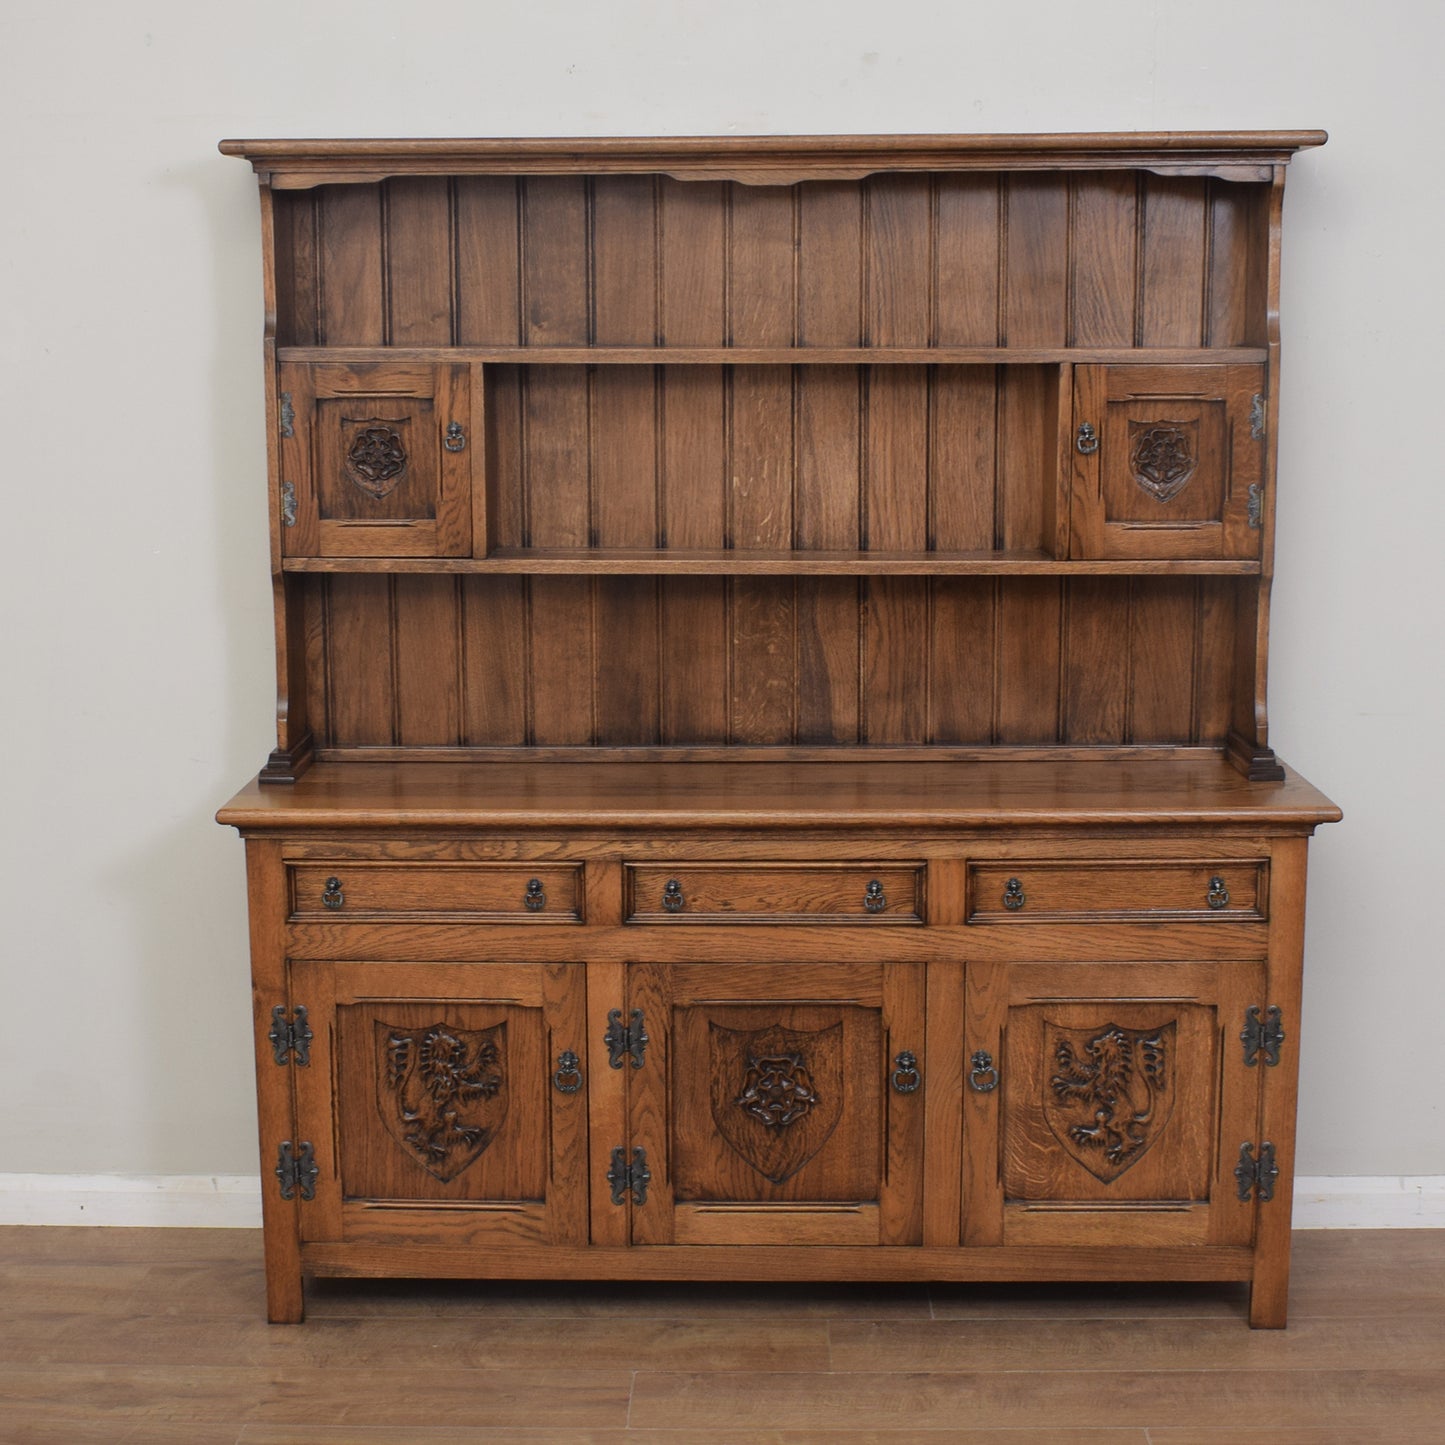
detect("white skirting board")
(0, 1174), (1441, 1230)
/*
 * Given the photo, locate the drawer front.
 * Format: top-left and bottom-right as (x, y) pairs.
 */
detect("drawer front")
(966, 860), (1266, 923)
(625, 863), (924, 924)
(288, 863), (583, 922)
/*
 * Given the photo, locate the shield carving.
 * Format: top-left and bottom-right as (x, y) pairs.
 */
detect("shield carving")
(375, 1020), (507, 1182)
(343, 419), (409, 500)
(709, 1022), (844, 1184)
(1129, 419), (1198, 502)
(1044, 1019), (1176, 1183)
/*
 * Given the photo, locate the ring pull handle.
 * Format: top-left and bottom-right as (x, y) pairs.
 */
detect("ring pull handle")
(524, 878), (547, 912)
(891, 1051), (921, 1094)
(444, 421), (467, 452)
(1002, 877), (1025, 911)
(864, 879), (887, 914)
(322, 876), (344, 910)
(1207, 876), (1230, 910)
(968, 1050), (1000, 1093)
(1076, 422), (1099, 455)
(662, 878), (685, 913)
(552, 1050), (583, 1094)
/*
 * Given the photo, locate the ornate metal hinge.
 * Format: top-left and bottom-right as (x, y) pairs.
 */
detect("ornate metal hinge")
(279, 391), (295, 439)
(268, 1004), (312, 1066)
(1234, 1141), (1279, 1203)
(1247, 482), (1263, 530)
(607, 1146), (651, 1206)
(1241, 1005), (1285, 1068)
(1249, 392), (1266, 441)
(275, 1140), (318, 1202)
(604, 1008), (648, 1070)
(280, 480), (298, 528)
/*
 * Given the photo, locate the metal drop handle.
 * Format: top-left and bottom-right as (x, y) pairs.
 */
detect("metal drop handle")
(891, 1051), (921, 1094)
(1207, 876), (1230, 910)
(552, 1050), (582, 1094)
(444, 421), (467, 452)
(864, 879), (887, 913)
(524, 878), (546, 912)
(1002, 877), (1025, 911)
(968, 1050), (999, 1093)
(322, 877), (344, 910)
(662, 879), (685, 913)
(1076, 422), (1099, 455)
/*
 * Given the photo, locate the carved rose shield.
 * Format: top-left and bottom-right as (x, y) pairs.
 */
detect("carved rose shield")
(1128, 420), (1197, 502)
(375, 1020), (507, 1181)
(709, 1022), (843, 1184)
(343, 420), (408, 499)
(1043, 1020), (1176, 1183)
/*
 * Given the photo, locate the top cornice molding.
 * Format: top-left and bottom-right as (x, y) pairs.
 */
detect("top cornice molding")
(219, 131), (1328, 188)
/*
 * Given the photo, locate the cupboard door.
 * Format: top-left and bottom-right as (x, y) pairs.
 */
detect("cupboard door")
(626, 962), (925, 1246)
(279, 361), (473, 557)
(1070, 364), (1263, 559)
(288, 960), (587, 1248)
(964, 959), (1262, 1248)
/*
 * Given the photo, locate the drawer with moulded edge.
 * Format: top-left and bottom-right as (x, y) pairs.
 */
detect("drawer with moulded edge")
(287, 862), (583, 922)
(966, 859), (1267, 924)
(624, 862), (925, 924)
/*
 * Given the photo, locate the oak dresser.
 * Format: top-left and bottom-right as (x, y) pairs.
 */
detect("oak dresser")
(218, 132), (1339, 1326)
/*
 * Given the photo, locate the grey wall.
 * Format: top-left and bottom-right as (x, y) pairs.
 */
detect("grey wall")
(2, 0), (1440, 1176)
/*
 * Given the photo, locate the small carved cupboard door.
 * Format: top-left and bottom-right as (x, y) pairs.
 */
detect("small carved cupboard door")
(625, 961), (926, 1247)
(1070, 364), (1265, 559)
(963, 959), (1264, 1249)
(286, 960), (587, 1249)
(278, 361), (473, 557)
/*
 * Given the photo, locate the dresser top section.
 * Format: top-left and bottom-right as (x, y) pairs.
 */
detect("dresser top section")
(218, 758), (1340, 834)
(218, 131), (1327, 188)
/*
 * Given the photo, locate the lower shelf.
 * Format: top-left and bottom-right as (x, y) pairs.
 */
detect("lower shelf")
(282, 548), (1263, 576)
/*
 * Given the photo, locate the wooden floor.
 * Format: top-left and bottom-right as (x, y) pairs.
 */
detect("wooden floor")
(1, 1229), (1442, 1443)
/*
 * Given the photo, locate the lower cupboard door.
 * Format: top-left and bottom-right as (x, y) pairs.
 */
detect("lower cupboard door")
(963, 959), (1264, 1249)
(288, 960), (588, 1249)
(626, 961), (926, 1247)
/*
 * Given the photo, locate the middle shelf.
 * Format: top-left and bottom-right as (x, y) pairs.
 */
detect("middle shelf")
(277, 357), (1268, 569)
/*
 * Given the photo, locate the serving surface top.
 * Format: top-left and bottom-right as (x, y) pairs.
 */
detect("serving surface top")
(218, 757), (1341, 832)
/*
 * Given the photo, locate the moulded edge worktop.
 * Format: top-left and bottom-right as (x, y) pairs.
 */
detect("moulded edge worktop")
(216, 757), (1342, 834)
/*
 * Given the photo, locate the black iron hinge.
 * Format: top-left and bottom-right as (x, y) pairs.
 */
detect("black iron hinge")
(275, 1140), (319, 1202)
(1234, 1141), (1279, 1203)
(268, 1005), (312, 1066)
(1241, 1005), (1285, 1068)
(607, 1146), (651, 1206)
(604, 1008), (649, 1070)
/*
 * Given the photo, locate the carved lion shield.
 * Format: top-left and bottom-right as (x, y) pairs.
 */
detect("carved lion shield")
(709, 1022), (844, 1184)
(375, 1020), (507, 1182)
(1043, 1020), (1176, 1183)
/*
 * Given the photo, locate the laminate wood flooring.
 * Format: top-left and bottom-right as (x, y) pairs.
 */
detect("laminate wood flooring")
(0, 1228), (1441, 1443)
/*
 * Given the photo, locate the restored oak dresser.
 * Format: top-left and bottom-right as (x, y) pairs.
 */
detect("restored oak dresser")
(217, 133), (1339, 1327)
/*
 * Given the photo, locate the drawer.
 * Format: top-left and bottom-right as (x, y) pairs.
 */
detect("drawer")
(288, 863), (583, 922)
(625, 863), (924, 924)
(966, 859), (1267, 923)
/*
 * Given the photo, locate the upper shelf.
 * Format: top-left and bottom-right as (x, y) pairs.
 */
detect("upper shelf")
(275, 345), (1270, 368)
(221, 131), (1328, 188)
(281, 550), (1263, 578)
